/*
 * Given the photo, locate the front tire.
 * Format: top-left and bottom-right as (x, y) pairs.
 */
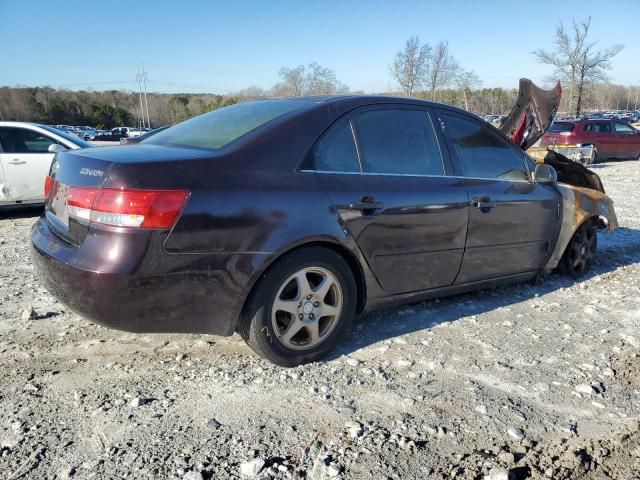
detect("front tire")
(239, 247), (357, 367)
(562, 221), (597, 279)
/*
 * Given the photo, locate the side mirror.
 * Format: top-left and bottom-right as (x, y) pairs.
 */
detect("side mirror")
(48, 144), (66, 153)
(533, 163), (557, 184)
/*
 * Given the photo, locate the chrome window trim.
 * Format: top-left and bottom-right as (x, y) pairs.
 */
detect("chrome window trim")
(301, 169), (535, 184)
(348, 118), (364, 173)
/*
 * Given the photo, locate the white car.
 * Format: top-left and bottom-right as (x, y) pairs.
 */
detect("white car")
(0, 122), (92, 208)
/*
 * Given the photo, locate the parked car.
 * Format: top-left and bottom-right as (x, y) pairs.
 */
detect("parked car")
(120, 126), (170, 144)
(0, 122), (92, 208)
(32, 86), (617, 366)
(92, 130), (127, 142)
(540, 118), (640, 161)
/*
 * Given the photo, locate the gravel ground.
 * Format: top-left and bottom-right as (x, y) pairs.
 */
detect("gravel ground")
(1, 160), (639, 480)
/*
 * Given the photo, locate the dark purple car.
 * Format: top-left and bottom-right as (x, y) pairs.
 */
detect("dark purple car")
(31, 94), (618, 366)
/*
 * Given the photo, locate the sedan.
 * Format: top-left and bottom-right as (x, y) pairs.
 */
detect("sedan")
(31, 94), (617, 366)
(0, 122), (92, 208)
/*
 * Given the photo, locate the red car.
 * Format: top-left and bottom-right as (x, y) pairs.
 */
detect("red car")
(540, 118), (640, 162)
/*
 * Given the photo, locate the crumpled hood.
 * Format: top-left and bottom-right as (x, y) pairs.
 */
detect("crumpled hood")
(500, 78), (562, 150)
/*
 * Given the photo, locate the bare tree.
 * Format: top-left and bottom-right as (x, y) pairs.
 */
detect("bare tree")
(275, 65), (306, 96)
(426, 41), (456, 100)
(533, 17), (623, 116)
(390, 37), (430, 97)
(274, 63), (348, 96)
(452, 65), (481, 111)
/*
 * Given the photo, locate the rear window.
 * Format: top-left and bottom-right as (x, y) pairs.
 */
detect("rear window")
(145, 100), (311, 150)
(548, 122), (575, 133)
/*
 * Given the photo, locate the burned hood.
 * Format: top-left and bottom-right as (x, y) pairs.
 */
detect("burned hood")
(500, 78), (562, 150)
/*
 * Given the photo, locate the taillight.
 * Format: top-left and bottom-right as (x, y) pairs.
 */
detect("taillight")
(67, 187), (189, 229)
(44, 176), (54, 198)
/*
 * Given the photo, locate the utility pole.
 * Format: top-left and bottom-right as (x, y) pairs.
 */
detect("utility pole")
(141, 62), (151, 128)
(626, 87), (631, 110)
(136, 65), (145, 129)
(635, 87), (639, 110)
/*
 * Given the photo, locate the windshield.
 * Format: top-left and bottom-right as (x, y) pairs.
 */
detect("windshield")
(40, 125), (93, 148)
(144, 99), (311, 150)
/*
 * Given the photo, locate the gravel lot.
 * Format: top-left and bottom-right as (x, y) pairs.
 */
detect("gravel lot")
(1, 160), (639, 480)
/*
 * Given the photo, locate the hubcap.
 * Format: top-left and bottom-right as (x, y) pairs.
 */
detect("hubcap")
(271, 267), (343, 351)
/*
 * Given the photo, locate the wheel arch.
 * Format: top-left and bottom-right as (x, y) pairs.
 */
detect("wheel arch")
(543, 183), (618, 273)
(237, 239), (368, 332)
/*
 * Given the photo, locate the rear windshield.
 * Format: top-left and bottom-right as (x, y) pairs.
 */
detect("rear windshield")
(548, 122), (575, 133)
(144, 99), (311, 150)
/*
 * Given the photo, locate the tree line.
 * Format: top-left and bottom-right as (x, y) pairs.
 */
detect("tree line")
(0, 17), (634, 128)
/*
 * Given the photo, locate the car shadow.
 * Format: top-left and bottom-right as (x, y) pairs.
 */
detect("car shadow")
(0, 206), (43, 220)
(329, 226), (640, 359)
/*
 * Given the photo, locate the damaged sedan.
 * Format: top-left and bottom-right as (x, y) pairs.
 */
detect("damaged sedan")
(31, 82), (617, 366)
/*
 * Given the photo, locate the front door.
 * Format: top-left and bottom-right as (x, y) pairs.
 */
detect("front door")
(0, 127), (57, 203)
(612, 121), (640, 158)
(435, 110), (560, 284)
(309, 107), (469, 295)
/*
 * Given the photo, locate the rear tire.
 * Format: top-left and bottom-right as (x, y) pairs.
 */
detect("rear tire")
(239, 246), (356, 367)
(562, 221), (597, 279)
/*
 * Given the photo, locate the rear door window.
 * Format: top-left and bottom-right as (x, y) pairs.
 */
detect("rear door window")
(312, 120), (360, 172)
(352, 109), (444, 175)
(440, 113), (529, 181)
(585, 122), (612, 133)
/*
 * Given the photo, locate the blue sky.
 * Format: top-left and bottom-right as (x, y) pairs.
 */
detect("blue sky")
(1, 0), (638, 94)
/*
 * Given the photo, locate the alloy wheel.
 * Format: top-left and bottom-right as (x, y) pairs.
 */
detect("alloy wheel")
(271, 267), (343, 350)
(566, 224), (597, 277)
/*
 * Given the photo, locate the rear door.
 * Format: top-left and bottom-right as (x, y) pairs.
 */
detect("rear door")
(585, 121), (615, 158)
(310, 106), (469, 295)
(612, 122), (640, 158)
(0, 127), (57, 203)
(435, 110), (560, 284)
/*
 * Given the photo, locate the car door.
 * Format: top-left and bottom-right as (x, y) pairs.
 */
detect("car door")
(612, 122), (640, 158)
(0, 127), (58, 203)
(434, 110), (561, 284)
(590, 121), (615, 158)
(308, 106), (469, 295)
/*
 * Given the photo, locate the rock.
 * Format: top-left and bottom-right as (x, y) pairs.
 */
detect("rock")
(575, 383), (596, 396)
(402, 397), (416, 407)
(507, 427), (525, 441)
(129, 397), (148, 407)
(21, 307), (37, 321)
(207, 418), (221, 430)
(176, 353), (186, 362)
(239, 457), (265, 477)
(475, 405), (488, 415)
(325, 462), (341, 477)
(57, 466), (76, 479)
(346, 358), (360, 367)
(1, 434), (24, 448)
(183, 471), (204, 480)
(396, 359), (413, 368)
(485, 467), (510, 480)
(345, 420), (363, 438)
(498, 451), (515, 465)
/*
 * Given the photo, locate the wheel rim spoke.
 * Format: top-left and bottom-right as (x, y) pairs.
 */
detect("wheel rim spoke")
(283, 320), (305, 342)
(322, 303), (340, 318)
(307, 321), (320, 344)
(273, 298), (299, 316)
(314, 276), (334, 300)
(295, 271), (312, 299)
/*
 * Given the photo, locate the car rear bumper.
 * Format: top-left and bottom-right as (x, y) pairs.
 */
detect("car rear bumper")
(30, 217), (244, 336)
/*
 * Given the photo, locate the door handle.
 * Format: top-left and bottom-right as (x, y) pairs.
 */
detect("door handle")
(8, 159), (26, 165)
(471, 197), (496, 210)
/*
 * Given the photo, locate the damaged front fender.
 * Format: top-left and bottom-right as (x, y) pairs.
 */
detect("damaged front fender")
(544, 184), (618, 273)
